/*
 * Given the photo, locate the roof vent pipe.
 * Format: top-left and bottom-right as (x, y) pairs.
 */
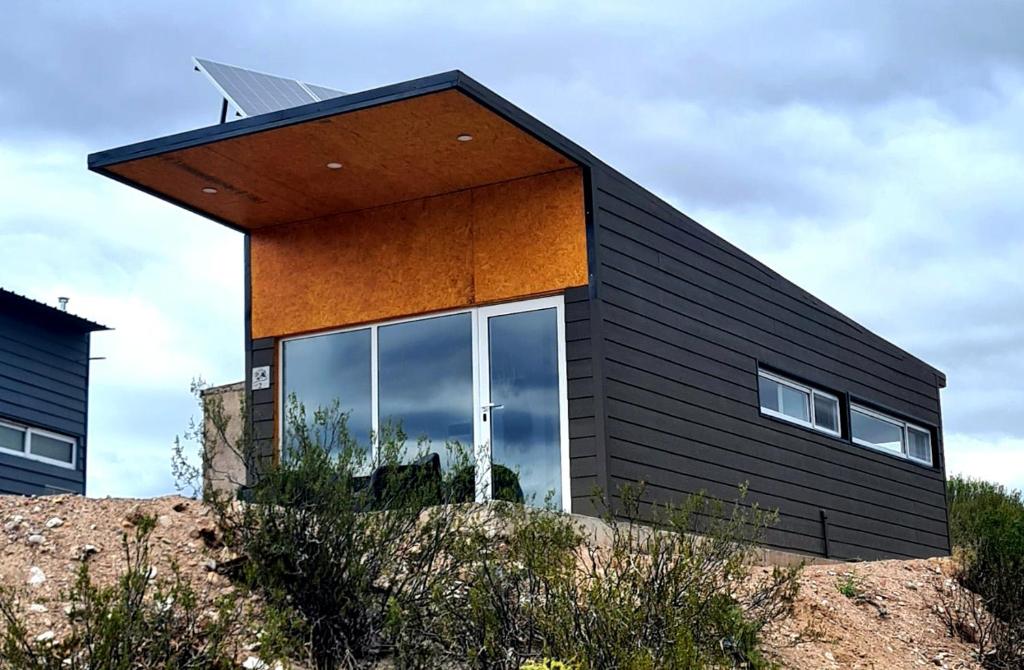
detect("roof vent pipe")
(58, 297), (69, 312)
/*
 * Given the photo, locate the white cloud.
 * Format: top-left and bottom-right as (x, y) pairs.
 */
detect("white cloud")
(946, 433), (1024, 492)
(0, 143), (243, 497)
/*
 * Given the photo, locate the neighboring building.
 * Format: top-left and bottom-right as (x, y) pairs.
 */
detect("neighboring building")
(199, 381), (247, 496)
(0, 289), (108, 495)
(89, 69), (948, 560)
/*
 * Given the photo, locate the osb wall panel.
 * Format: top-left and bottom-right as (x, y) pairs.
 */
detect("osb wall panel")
(251, 168), (585, 338)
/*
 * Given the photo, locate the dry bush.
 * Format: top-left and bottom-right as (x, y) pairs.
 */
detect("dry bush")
(0, 516), (243, 670)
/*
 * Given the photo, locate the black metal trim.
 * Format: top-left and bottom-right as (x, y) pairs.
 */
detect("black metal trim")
(243, 233), (254, 487)
(819, 509), (831, 558)
(88, 71), (465, 169)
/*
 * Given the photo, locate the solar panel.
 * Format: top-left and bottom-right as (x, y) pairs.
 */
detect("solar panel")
(193, 57), (346, 118)
(303, 82), (346, 102)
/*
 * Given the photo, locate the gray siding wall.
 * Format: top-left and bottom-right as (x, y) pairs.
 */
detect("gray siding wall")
(0, 312), (89, 495)
(565, 285), (603, 514)
(589, 166), (949, 560)
(249, 336), (277, 480)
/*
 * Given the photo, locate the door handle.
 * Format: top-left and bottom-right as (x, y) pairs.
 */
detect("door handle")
(482, 402), (504, 422)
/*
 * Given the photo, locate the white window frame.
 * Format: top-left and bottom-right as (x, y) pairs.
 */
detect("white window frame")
(0, 419), (77, 469)
(757, 370), (841, 438)
(850, 404), (933, 466)
(278, 295), (571, 512)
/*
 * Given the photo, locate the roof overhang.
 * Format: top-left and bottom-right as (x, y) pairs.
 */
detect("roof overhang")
(0, 288), (110, 333)
(88, 71), (594, 233)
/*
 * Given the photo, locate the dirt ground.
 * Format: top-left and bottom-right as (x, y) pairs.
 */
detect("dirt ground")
(0, 494), (982, 669)
(761, 557), (982, 669)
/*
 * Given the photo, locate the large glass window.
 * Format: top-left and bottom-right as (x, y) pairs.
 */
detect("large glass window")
(378, 313), (474, 463)
(282, 328), (372, 451)
(758, 370), (840, 436)
(279, 296), (569, 510)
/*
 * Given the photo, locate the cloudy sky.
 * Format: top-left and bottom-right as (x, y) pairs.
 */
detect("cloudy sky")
(1, 1), (1022, 496)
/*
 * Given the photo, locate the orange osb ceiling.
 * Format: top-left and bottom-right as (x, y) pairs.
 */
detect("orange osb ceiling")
(105, 89), (576, 229)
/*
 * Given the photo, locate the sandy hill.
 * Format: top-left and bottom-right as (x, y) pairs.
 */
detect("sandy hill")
(0, 494), (979, 669)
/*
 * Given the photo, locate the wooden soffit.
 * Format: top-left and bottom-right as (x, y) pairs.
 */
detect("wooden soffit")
(95, 88), (577, 230)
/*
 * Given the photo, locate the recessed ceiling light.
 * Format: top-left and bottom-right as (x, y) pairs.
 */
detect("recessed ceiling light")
(456, 134), (473, 142)
(201, 187), (218, 194)
(326, 162), (343, 169)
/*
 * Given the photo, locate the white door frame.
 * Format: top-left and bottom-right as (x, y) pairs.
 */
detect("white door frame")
(474, 295), (570, 512)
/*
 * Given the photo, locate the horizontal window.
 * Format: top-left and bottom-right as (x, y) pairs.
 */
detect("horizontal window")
(851, 405), (933, 466)
(758, 370), (841, 437)
(30, 433), (75, 465)
(0, 423), (26, 453)
(0, 420), (76, 468)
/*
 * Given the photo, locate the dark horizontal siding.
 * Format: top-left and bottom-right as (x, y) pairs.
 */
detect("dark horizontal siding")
(591, 166), (948, 560)
(250, 337), (276, 467)
(0, 312), (89, 496)
(565, 286), (600, 514)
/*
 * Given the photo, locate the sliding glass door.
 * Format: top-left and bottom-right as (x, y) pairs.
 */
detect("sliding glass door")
(279, 296), (569, 510)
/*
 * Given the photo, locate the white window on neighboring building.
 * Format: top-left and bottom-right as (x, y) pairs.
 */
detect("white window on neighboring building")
(0, 420), (76, 468)
(757, 370), (841, 437)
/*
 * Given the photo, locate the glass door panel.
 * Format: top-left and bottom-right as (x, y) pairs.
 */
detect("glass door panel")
(480, 305), (563, 508)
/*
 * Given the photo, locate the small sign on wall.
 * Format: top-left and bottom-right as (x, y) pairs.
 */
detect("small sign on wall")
(251, 365), (271, 390)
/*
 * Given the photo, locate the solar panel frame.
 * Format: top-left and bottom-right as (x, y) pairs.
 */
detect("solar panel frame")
(303, 82), (346, 102)
(193, 57), (345, 118)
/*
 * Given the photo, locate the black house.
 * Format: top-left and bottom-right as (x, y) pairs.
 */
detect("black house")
(88, 67), (948, 561)
(0, 289), (107, 495)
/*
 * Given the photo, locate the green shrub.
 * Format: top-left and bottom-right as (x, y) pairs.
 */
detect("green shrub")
(213, 398), (483, 669)
(428, 485), (800, 670)
(190, 389), (798, 668)
(943, 475), (1024, 667)
(836, 572), (864, 600)
(0, 516), (242, 670)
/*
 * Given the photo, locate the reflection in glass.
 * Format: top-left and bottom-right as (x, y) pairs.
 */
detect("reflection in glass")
(759, 375), (810, 422)
(378, 313), (474, 464)
(282, 329), (372, 452)
(488, 308), (560, 506)
(851, 409), (903, 454)
(779, 385), (810, 422)
(758, 376), (781, 413)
